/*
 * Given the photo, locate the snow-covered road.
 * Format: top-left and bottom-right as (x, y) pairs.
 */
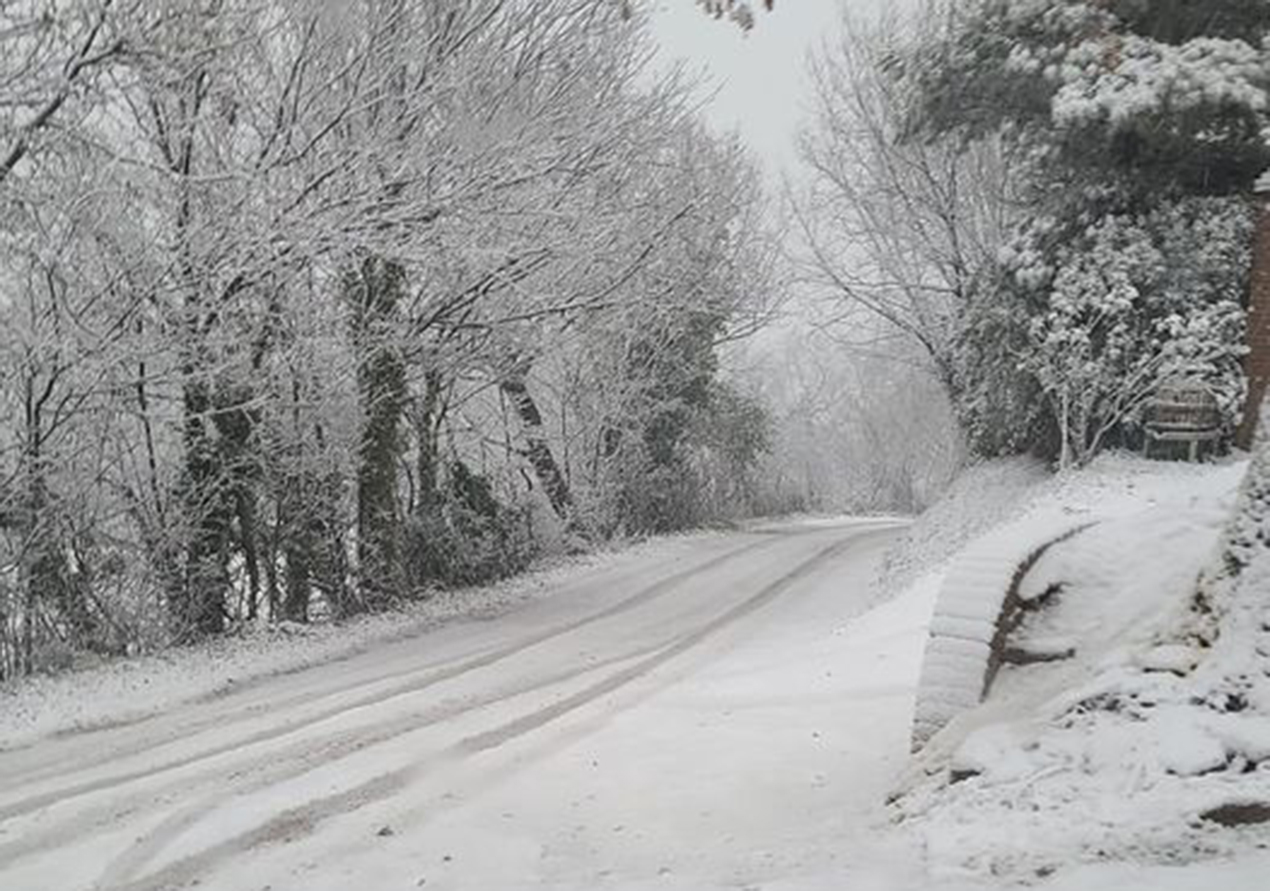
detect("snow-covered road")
(0, 520), (935, 891)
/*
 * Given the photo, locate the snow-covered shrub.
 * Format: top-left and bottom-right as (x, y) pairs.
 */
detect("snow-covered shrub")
(403, 463), (537, 590)
(950, 282), (1055, 459)
(894, 2), (1270, 465)
(1001, 196), (1251, 464)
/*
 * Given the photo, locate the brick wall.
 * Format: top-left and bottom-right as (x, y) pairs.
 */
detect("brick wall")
(1238, 198), (1270, 450)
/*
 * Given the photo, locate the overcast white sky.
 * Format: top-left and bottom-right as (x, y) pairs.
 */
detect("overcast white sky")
(648, 1), (890, 180)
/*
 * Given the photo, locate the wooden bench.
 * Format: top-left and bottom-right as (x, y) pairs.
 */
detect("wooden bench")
(1143, 384), (1221, 462)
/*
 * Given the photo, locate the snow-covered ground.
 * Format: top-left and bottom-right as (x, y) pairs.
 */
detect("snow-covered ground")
(3, 456), (1265, 891)
(0, 518), (930, 891)
(888, 453), (1270, 890)
(0, 517), (899, 753)
(0, 530), (759, 751)
(874, 457), (1051, 596)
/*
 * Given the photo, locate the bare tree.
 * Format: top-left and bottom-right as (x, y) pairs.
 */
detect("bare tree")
(795, 11), (1018, 390)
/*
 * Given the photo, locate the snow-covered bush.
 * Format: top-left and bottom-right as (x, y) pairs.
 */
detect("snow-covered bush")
(957, 195), (1253, 465)
(897, 1), (1269, 464)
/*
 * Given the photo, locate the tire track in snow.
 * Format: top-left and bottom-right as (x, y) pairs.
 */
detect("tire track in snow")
(0, 532), (789, 824)
(3, 539), (730, 767)
(2, 641), (663, 874)
(102, 529), (881, 891)
(88, 642), (669, 890)
(3, 527), (861, 881)
(457, 533), (870, 753)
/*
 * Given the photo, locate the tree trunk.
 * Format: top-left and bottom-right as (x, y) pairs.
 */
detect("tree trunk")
(315, 470), (352, 618)
(165, 65), (231, 640)
(349, 256), (408, 609)
(235, 489), (262, 621)
(500, 369), (574, 524)
(179, 375), (231, 638)
(415, 369), (444, 515)
(211, 386), (262, 623)
(1237, 192), (1270, 450)
(282, 518), (312, 623)
(278, 379), (311, 622)
(20, 377), (94, 665)
(263, 517), (281, 621)
(281, 475), (349, 623)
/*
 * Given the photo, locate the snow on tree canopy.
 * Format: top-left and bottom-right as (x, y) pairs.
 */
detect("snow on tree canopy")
(1049, 36), (1269, 130)
(886, 1), (1266, 463)
(904, 0), (1270, 195)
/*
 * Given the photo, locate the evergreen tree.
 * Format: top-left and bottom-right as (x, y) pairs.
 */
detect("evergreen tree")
(898, 0), (1270, 463)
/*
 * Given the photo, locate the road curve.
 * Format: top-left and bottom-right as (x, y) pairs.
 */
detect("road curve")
(0, 519), (911, 891)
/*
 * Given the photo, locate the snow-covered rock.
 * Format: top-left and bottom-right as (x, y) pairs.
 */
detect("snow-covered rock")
(1137, 644), (1203, 675)
(950, 723), (1041, 783)
(1151, 711), (1229, 777)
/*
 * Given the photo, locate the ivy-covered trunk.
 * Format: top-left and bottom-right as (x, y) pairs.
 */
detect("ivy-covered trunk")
(415, 368), (445, 515)
(16, 450), (66, 674)
(162, 63), (234, 640)
(175, 302), (259, 639)
(208, 380), (262, 621)
(283, 475), (352, 622)
(178, 373), (232, 638)
(348, 256), (409, 610)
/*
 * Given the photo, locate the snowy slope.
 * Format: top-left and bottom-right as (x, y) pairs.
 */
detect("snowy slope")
(875, 457), (1051, 595)
(891, 453), (1270, 888)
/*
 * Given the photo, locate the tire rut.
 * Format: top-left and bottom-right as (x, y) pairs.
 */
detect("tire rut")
(88, 642), (672, 888)
(0, 532), (788, 823)
(2, 642), (661, 872)
(99, 529), (882, 891)
(458, 532), (867, 753)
